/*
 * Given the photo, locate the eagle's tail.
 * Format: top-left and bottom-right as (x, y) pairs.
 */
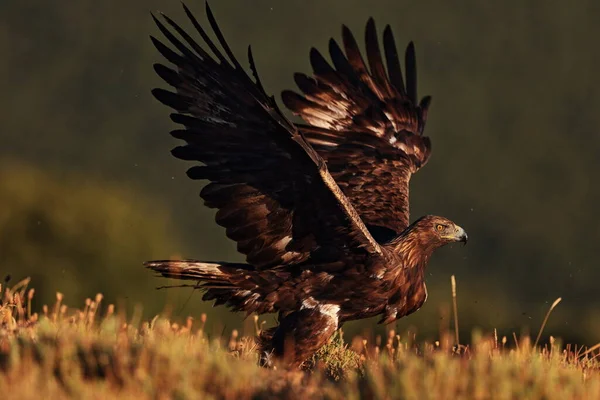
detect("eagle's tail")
(144, 260), (272, 314)
(143, 259), (245, 283)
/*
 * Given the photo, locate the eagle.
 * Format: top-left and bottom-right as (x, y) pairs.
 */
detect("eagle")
(145, 2), (467, 367)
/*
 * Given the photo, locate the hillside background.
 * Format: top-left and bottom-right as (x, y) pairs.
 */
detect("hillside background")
(1, 0), (599, 344)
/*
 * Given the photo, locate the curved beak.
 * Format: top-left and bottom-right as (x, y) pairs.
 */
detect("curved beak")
(455, 226), (468, 245)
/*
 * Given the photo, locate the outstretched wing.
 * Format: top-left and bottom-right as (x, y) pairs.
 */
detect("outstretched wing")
(151, 4), (384, 273)
(282, 19), (432, 239)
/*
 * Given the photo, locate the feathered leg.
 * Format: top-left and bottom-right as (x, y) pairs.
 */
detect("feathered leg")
(258, 301), (340, 368)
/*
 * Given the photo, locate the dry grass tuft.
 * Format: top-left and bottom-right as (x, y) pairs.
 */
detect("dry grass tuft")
(1, 278), (599, 399)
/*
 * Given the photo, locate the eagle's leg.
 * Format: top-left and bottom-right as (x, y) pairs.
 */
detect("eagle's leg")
(258, 302), (340, 368)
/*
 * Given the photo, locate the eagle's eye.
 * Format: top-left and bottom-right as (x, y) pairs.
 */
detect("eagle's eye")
(436, 224), (444, 232)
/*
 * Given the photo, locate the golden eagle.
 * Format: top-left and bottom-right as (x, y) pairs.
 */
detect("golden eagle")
(145, 3), (467, 367)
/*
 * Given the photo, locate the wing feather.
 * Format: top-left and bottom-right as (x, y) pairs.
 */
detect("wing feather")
(383, 25), (405, 94)
(405, 42), (418, 104)
(283, 20), (433, 235)
(152, 4), (383, 271)
(365, 18), (394, 99)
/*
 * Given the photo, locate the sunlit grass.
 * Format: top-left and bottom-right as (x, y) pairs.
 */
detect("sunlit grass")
(1, 278), (599, 399)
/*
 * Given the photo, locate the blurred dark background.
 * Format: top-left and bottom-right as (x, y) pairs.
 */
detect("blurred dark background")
(1, 0), (599, 344)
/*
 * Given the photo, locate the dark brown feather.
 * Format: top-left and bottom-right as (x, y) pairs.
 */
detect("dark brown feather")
(383, 24), (405, 94)
(285, 20), (433, 235)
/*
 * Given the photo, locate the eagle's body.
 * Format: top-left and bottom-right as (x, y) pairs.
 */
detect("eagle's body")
(146, 3), (467, 367)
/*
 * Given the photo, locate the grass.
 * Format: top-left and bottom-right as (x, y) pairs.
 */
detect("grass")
(1, 278), (599, 399)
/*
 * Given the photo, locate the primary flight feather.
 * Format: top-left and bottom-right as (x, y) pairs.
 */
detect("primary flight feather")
(145, 2), (467, 367)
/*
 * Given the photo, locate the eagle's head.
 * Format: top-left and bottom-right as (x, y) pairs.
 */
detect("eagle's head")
(410, 215), (468, 248)
(389, 215), (467, 269)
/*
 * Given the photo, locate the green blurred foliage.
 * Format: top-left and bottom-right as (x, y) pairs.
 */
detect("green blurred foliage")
(0, 160), (186, 316)
(1, 1), (599, 343)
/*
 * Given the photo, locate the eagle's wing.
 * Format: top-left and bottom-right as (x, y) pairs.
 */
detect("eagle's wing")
(282, 19), (431, 239)
(151, 4), (385, 273)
